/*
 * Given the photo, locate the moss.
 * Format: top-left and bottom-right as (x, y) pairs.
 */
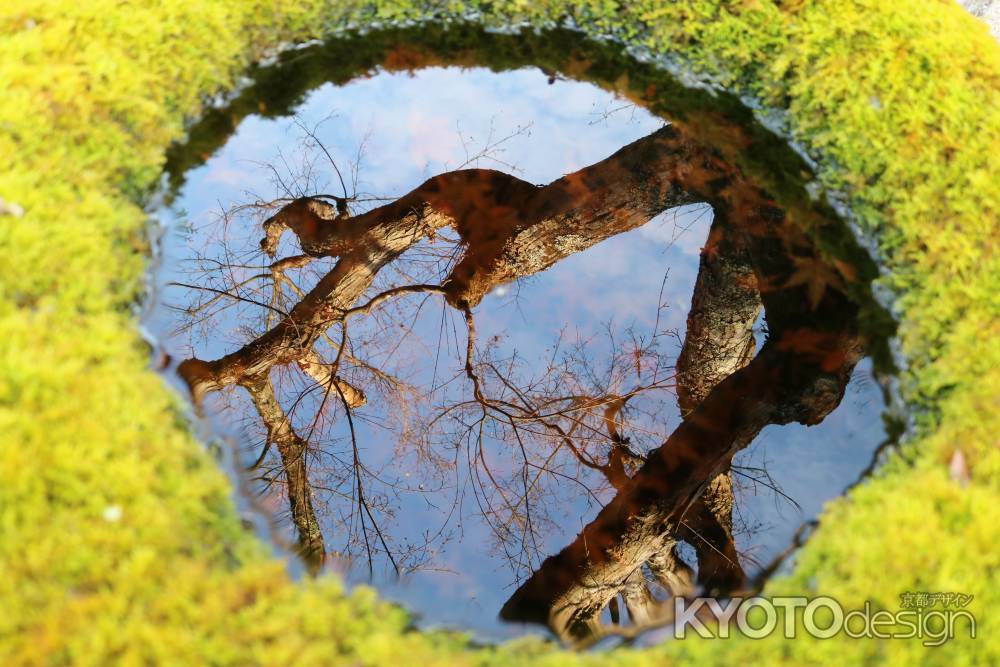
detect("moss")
(1, 0), (998, 664)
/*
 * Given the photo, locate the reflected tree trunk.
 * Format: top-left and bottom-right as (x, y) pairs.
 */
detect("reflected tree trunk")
(499, 205), (865, 640)
(669, 207), (763, 597)
(500, 328), (863, 640)
(242, 374), (326, 572)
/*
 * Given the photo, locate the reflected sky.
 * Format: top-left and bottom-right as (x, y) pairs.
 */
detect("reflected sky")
(147, 65), (886, 641)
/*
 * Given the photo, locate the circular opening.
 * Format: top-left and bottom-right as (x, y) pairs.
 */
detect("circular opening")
(146, 24), (896, 645)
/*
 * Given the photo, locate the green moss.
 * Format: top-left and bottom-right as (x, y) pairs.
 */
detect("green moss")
(1, 1), (998, 664)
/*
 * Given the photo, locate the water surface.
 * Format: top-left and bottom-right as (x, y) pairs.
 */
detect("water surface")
(147, 42), (891, 643)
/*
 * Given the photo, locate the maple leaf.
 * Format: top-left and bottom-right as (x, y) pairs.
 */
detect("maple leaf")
(783, 256), (844, 309)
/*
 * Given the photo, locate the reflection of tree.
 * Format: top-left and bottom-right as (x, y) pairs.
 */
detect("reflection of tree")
(172, 120), (863, 640)
(495, 179), (870, 639)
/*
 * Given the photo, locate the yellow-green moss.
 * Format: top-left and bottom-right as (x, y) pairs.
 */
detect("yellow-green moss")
(1, 1), (998, 664)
